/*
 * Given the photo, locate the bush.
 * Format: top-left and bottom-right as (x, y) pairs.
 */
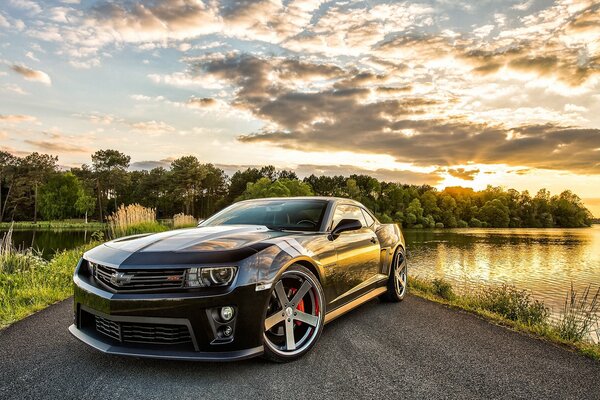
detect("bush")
(476, 285), (549, 326)
(413, 224), (423, 229)
(457, 220), (468, 228)
(469, 218), (482, 227)
(432, 278), (455, 300)
(435, 222), (444, 229)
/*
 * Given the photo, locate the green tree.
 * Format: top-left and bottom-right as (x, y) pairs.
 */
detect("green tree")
(551, 190), (592, 227)
(0, 151), (18, 222)
(238, 178), (313, 200)
(170, 156), (206, 216)
(228, 168), (265, 202)
(17, 153), (58, 222)
(199, 164), (227, 217)
(75, 187), (96, 223)
(479, 199), (510, 228)
(92, 149), (130, 221)
(39, 172), (83, 220)
(405, 198), (423, 227)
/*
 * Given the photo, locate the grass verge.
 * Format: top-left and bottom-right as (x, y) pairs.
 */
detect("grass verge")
(0, 241), (100, 329)
(0, 216), (169, 329)
(409, 277), (600, 360)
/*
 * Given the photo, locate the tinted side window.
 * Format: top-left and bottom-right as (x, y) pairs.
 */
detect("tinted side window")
(331, 205), (368, 229)
(362, 209), (375, 226)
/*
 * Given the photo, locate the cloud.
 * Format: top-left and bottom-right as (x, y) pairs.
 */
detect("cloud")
(187, 97), (218, 108)
(9, 0), (41, 14)
(87, 0), (221, 43)
(23, 129), (92, 153)
(446, 168), (480, 181)
(0, 114), (36, 123)
(512, 1), (535, 11)
(0, 145), (31, 157)
(131, 120), (176, 135)
(184, 53), (600, 174)
(24, 139), (89, 153)
(10, 64), (51, 85)
(0, 13), (10, 28)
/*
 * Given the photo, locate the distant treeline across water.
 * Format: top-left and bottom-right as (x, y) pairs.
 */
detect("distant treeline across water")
(0, 149), (593, 228)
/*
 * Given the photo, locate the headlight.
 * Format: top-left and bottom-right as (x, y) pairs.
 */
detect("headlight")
(87, 261), (96, 276)
(186, 266), (237, 287)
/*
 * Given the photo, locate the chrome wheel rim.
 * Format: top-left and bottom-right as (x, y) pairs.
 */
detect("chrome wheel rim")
(263, 270), (323, 356)
(394, 252), (407, 297)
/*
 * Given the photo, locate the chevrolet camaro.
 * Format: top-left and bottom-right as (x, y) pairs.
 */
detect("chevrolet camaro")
(69, 197), (407, 362)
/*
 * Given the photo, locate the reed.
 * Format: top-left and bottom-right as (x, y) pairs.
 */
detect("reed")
(173, 213), (197, 229)
(0, 225), (46, 274)
(556, 283), (600, 342)
(107, 204), (167, 238)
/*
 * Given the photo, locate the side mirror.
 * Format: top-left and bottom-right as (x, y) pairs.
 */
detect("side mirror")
(197, 219), (205, 227)
(329, 219), (362, 240)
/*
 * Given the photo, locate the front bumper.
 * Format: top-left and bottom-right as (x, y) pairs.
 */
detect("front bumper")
(68, 324), (263, 361)
(70, 260), (270, 361)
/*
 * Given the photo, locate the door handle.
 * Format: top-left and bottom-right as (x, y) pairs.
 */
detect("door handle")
(370, 237), (377, 244)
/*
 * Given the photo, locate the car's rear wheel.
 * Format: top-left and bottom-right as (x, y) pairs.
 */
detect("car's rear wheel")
(380, 248), (407, 302)
(262, 265), (325, 362)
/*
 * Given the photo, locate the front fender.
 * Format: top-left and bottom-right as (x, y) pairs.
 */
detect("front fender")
(253, 239), (326, 291)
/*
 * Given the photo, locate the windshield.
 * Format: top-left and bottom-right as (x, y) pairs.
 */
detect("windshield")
(202, 199), (329, 231)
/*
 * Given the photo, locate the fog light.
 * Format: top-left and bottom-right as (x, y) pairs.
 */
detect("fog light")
(222, 325), (233, 337)
(220, 306), (234, 321)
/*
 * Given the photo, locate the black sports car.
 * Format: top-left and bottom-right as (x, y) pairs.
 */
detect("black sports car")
(69, 197), (407, 362)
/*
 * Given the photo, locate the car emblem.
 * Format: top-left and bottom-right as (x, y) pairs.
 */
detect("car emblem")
(110, 272), (133, 286)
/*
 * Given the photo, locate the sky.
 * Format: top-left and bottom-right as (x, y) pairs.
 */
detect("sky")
(1, 0), (599, 215)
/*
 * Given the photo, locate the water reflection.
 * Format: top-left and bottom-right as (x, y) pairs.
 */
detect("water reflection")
(405, 226), (600, 325)
(2, 229), (96, 259)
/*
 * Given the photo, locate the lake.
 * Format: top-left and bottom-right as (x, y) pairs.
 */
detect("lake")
(2, 225), (599, 325)
(1, 229), (98, 259)
(404, 225), (600, 327)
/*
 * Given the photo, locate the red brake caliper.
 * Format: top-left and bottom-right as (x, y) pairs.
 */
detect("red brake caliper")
(289, 288), (305, 326)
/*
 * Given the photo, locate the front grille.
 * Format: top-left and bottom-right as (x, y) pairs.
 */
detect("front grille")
(94, 315), (192, 346)
(93, 263), (186, 292)
(95, 315), (121, 341)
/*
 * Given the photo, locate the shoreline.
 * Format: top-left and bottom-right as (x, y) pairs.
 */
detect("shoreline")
(408, 277), (600, 360)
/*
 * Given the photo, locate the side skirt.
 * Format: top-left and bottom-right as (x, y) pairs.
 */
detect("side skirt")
(324, 286), (387, 324)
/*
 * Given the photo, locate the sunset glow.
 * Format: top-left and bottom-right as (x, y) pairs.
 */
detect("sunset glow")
(1, 0), (599, 215)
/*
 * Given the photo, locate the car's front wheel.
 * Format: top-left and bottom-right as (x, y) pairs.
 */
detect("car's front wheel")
(262, 265), (325, 362)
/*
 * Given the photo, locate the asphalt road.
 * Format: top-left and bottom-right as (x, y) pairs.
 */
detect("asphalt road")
(1, 296), (599, 400)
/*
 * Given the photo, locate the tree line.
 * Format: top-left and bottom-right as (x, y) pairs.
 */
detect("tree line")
(0, 149), (593, 228)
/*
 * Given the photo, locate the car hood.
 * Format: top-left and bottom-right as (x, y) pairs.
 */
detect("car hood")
(106, 225), (287, 253)
(84, 225), (296, 268)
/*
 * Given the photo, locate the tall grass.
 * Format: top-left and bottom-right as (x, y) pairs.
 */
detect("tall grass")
(556, 284), (600, 342)
(173, 213), (197, 229)
(0, 226), (100, 328)
(107, 204), (168, 238)
(408, 277), (600, 359)
(1, 226), (46, 274)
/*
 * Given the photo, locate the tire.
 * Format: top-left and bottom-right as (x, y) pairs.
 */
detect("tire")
(380, 247), (407, 302)
(262, 265), (325, 362)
